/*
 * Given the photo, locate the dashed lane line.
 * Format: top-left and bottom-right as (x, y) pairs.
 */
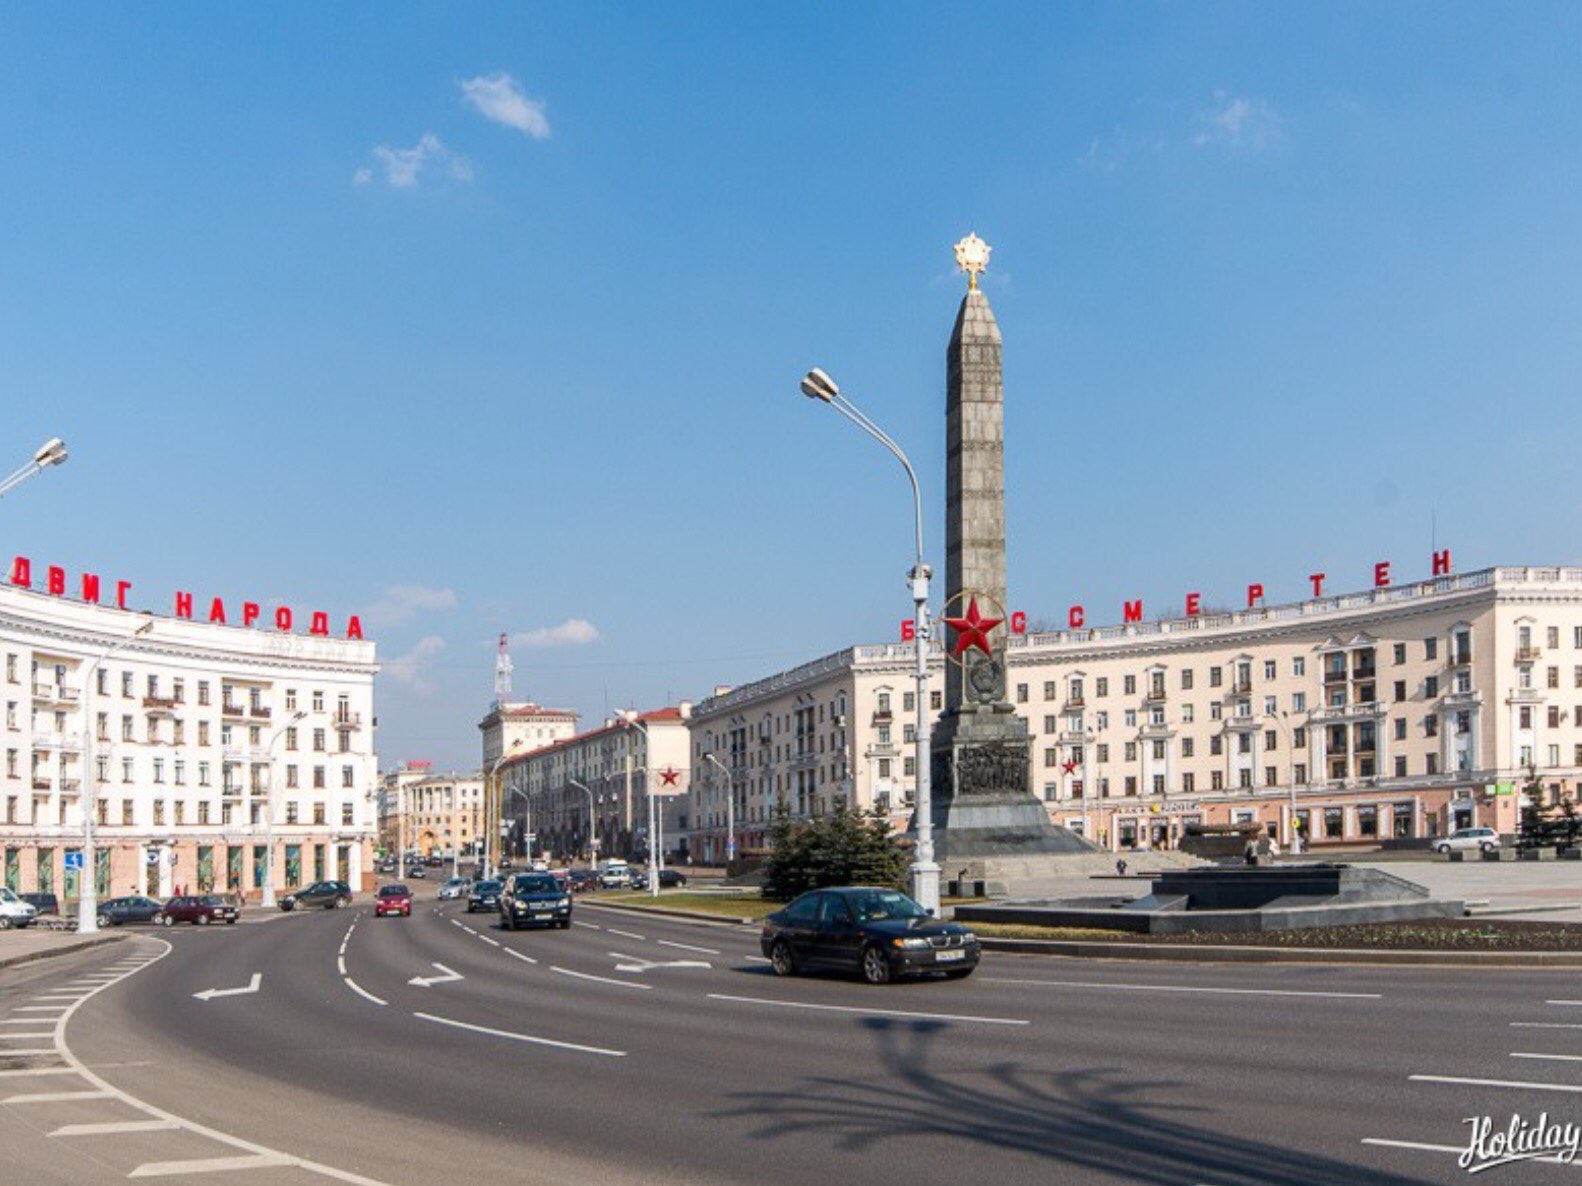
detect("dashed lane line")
(706, 993), (1030, 1027)
(504, 949), (538, 965)
(1547, 1000), (1582, 1006)
(343, 978), (387, 1007)
(413, 1011), (626, 1058)
(1513, 1022), (1582, 1030)
(129, 1152), (293, 1178)
(550, 966), (652, 991)
(607, 928), (646, 941)
(657, 939), (721, 955)
(337, 922), (387, 1006)
(51, 1120), (182, 1137)
(1411, 1074), (1582, 1094)
(1512, 1053), (1582, 1063)
(984, 977), (1383, 1000)
(573, 921), (602, 931)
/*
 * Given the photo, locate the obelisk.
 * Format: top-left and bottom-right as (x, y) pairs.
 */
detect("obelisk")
(926, 234), (1095, 868)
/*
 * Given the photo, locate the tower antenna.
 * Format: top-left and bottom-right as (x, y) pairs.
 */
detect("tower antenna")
(494, 632), (514, 709)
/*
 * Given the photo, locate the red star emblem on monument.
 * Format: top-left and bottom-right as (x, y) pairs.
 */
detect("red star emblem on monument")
(658, 767), (681, 788)
(943, 596), (1003, 658)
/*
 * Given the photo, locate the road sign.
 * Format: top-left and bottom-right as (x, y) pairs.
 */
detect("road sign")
(63, 850), (84, 872)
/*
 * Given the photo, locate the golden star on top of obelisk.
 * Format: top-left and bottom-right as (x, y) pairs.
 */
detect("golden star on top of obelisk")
(952, 232), (991, 290)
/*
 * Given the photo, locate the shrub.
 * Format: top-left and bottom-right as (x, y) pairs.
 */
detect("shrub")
(761, 801), (909, 902)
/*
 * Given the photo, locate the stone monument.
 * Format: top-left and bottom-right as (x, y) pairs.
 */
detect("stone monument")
(924, 234), (1096, 871)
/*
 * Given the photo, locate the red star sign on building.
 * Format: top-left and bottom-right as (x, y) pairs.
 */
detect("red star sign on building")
(1061, 759), (1078, 776)
(658, 767), (682, 788)
(943, 596), (1004, 658)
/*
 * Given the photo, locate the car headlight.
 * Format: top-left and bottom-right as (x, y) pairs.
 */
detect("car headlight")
(894, 937), (931, 950)
(556, 898), (570, 908)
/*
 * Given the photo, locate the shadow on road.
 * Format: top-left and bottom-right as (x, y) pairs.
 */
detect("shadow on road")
(715, 1016), (1439, 1185)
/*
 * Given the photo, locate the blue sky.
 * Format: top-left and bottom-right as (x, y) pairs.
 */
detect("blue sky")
(3, 4), (1579, 770)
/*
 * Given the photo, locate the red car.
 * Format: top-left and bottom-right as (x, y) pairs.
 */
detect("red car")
(158, 895), (239, 926)
(374, 884), (413, 917)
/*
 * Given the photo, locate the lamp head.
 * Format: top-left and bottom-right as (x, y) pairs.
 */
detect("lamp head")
(799, 368), (838, 403)
(34, 438), (68, 468)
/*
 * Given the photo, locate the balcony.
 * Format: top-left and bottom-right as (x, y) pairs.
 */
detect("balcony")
(31, 681), (79, 704)
(143, 696), (178, 715)
(332, 712), (362, 730)
(1450, 650), (1473, 667)
(1230, 679), (1253, 695)
(1143, 687), (1167, 704)
(250, 706), (272, 720)
(31, 778), (50, 792)
(1441, 690), (1481, 710)
(221, 702), (246, 717)
(1066, 695), (1086, 709)
(1307, 701), (1383, 724)
(1322, 668), (1348, 684)
(1516, 647), (1542, 663)
(1225, 714), (1260, 731)
(32, 732), (83, 752)
(1352, 666), (1377, 681)
(871, 710), (892, 724)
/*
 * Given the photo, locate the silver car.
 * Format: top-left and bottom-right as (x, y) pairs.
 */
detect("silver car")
(1434, 826), (1500, 854)
(0, 886), (39, 929)
(437, 877), (472, 900)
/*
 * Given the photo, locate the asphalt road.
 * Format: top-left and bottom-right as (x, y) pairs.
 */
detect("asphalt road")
(2, 898), (1580, 1185)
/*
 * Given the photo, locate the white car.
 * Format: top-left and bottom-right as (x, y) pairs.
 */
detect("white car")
(0, 886), (39, 929)
(437, 877), (472, 900)
(1434, 827), (1501, 854)
(599, 862), (631, 889)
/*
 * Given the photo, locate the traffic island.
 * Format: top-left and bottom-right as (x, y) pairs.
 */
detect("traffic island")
(0, 929), (127, 970)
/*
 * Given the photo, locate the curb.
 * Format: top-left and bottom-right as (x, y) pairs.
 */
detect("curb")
(978, 936), (1582, 967)
(0, 932), (127, 971)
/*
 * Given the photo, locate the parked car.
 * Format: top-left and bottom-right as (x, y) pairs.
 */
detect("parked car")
(598, 862), (630, 890)
(500, 873), (573, 930)
(760, 887), (981, 985)
(467, 880), (503, 913)
(159, 894), (240, 926)
(1434, 827), (1501, 855)
(568, 870), (599, 893)
(657, 869), (688, 888)
(438, 877), (472, 900)
(627, 869), (649, 891)
(20, 892), (59, 915)
(279, 881), (352, 911)
(374, 884), (413, 917)
(407, 866), (427, 879)
(95, 895), (164, 928)
(426, 855), (444, 867)
(0, 886), (39, 929)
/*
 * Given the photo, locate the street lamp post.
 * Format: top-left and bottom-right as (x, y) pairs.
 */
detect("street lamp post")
(260, 710), (308, 908)
(702, 752), (734, 867)
(567, 778), (598, 867)
(613, 715), (659, 898)
(78, 618), (154, 934)
(484, 742), (524, 880)
(0, 437), (68, 501)
(799, 367), (938, 913)
(1081, 726), (1096, 848)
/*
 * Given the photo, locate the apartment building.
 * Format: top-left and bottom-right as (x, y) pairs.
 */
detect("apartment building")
(377, 764), (483, 858)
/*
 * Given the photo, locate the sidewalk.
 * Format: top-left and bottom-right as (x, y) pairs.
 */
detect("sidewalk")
(0, 928), (127, 970)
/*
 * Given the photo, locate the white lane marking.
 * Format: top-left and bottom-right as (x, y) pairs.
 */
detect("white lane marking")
(343, 977), (387, 1007)
(607, 928), (646, 941)
(550, 966), (652, 991)
(1513, 1022), (1582, 1030)
(0, 1032), (56, 1040)
(0, 1068), (77, 1078)
(0, 1019), (56, 1025)
(336, 956), (347, 976)
(0, 1049), (56, 1056)
(15, 1006), (68, 1013)
(413, 1011), (625, 1058)
(192, 973), (261, 1002)
(478, 936), (500, 947)
(408, 963), (465, 988)
(609, 952), (711, 973)
(985, 977), (1382, 1000)
(1411, 1074), (1582, 1094)
(1362, 1137), (1581, 1167)
(504, 949), (538, 965)
(573, 921), (602, 931)
(52, 1119), (183, 1136)
(706, 993), (1029, 1027)
(130, 1153), (293, 1177)
(657, 939), (721, 955)
(5, 1089), (114, 1104)
(1512, 1052), (1582, 1063)
(33, 994), (88, 1002)
(1548, 1000), (1582, 1006)
(745, 956), (771, 964)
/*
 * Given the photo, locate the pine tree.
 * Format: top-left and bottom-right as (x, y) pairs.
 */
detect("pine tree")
(760, 802), (908, 901)
(1518, 770), (1553, 851)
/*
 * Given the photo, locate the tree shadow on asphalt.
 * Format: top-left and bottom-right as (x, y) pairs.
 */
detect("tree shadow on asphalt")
(714, 1016), (1439, 1186)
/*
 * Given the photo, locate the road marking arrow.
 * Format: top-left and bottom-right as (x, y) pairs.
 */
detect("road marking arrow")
(609, 952), (712, 974)
(408, 963), (464, 988)
(191, 973), (261, 1002)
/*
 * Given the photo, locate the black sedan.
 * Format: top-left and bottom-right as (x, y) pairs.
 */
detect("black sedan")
(500, 874), (572, 930)
(95, 895), (164, 927)
(760, 887), (981, 985)
(466, 879), (503, 913)
(279, 880), (352, 911)
(657, 869), (688, 888)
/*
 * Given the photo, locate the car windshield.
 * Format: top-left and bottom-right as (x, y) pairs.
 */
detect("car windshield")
(845, 890), (928, 923)
(514, 876), (558, 895)
(198, 896), (223, 905)
(0, 887), (16, 903)
(475, 881), (501, 893)
(379, 885), (409, 897)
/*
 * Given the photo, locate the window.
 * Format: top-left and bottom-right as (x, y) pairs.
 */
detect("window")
(1182, 704), (1195, 723)
(1294, 763), (1307, 784)
(1015, 684), (1028, 704)
(153, 759), (164, 784)
(1123, 710), (1136, 728)
(153, 799), (165, 825)
(1182, 738), (1194, 758)
(1152, 774), (1165, 795)
(1211, 771), (1224, 790)
(1124, 776), (1137, 796)
(313, 766), (325, 789)
(1238, 769), (1252, 788)
(1264, 660), (1277, 681)
(1394, 718), (1407, 741)
(1265, 765), (1278, 787)
(1424, 637), (1438, 661)
(1124, 742), (1137, 761)
(313, 803), (326, 826)
(1043, 715), (1057, 734)
(1292, 657), (1305, 677)
(1549, 626), (1561, 649)
(1123, 675), (1136, 695)
(903, 692), (915, 712)
(1424, 676), (1439, 698)
(1044, 747), (1058, 768)
(1209, 702), (1222, 721)
(1264, 730), (1277, 751)
(1519, 706), (1532, 729)
(286, 802), (299, 825)
(285, 766), (298, 789)
(1209, 666), (1222, 688)
(1151, 740), (1166, 761)
(198, 761), (210, 787)
(342, 804), (355, 826)
(121, 757), (133, 783)
(1070, 677), (1084, 702)
(877, 759), (891, 779)
(1096, 744), (1109, 763)
(930, 691), (941, 711)
(1182, 772), (1195, 793)
(1210, 736), (1223, 756)
(1264, 696), (1277, 716)
(1095, 677), (1108, 697)
(312, 728), (325, 752)
(1181, 669), (1194, 690)
(1291, 692), (1306, 713)
(311, 691), (324, 712)
(198, 681), (210, 706)
(1095, 711), (1108, 730)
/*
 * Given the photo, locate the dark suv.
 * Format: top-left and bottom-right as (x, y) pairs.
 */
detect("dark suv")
(278, 881), (352, 911)
(500, 873), (572, 930)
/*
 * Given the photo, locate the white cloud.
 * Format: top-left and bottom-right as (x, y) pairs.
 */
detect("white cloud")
(383, 635), (446, 694)
(354, 133), (474, 188)
(459, 73), (550, 139)
(366, 585), (458, 628)
(1192, 92), (1284, 151)
(512, 618), (600, 648)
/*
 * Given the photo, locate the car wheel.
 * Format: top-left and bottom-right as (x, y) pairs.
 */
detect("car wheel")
(860, 945), (893, 986)
(335, 897), (350, 909)
(1434, 843), (1450, 854)
(1481, 842), (1497, 854)
(769, 940), (797, 977)
(197, 914), (210, 926)
(97, 914), (112, 929)
(0, 917), (11, 931)
(559, 919), (571, 930)
(159, 914), (174, 927)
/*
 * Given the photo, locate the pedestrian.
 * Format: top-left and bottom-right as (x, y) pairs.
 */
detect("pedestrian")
(1268, 835), (1282, 862)
(1243, 839), (1258, 867)
(1115, 857), (1128, 876)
